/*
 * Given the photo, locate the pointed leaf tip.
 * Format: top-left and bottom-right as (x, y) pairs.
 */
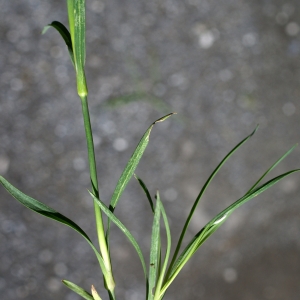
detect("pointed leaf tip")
(153, 112), (176, 124)
(91, 285), (102, 300)
(62, 280), (93, 300)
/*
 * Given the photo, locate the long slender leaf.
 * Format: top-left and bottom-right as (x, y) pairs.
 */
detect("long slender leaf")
(245, 144), (297, 195)
(74, 0), (86, 68)
(0, 176), (108, 279)
(134, 174), (154, 213)
(148, 192), (161, 300)
(106, 113), (175, 240)
(42, 21), (75, 66)
(160, 168), (300, 297)
(62, 280), (93, 300)
(88, 190), (148, 282)
(67, 0), (75, 46)
(154, 195), (172, 300)
(167, 126), (258, 278)
(73, 0), (87, 97)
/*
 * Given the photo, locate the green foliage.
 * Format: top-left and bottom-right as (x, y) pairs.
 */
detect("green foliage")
(1, 1), (299, 300)
(62, 280), (94, 300)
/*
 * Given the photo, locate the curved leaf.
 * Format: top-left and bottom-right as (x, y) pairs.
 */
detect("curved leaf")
(161, 168), (300, 297)
(167, 126), (258, 277)
(0, 176), (108, 279)
(134, 174), (154, 213)
(88, 190), (148, 282)
(42, 21), (74, 66)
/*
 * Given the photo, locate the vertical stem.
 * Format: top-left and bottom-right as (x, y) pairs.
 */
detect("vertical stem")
(80, 95), (115, 293)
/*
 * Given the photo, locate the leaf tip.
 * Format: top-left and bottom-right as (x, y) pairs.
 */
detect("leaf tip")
(91, 285), (102, 300)
(153, 112), (176, 125)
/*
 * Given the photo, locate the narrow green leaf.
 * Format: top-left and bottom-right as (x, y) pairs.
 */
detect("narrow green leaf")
(74, 0), (86, 68)
(167, 126), (258, 278)
(154, 195), (171, 300)
(0, 176), (108, 279)
(107, 113), (175, 240)
(134, 174), (154, 213)
(74, 0), (87, 97)
(88, 190), (148, 282)
(109, 113), (175, 211)
(245, 144), (297, 195)
(67, 0), (75, 46)
(91, 285), (103, 300)
(42, 21), (75, 66)
(238, 169), (300, 208)
(62, 280), (93, 300)
(161, 168), (300, 297)
(148, 192), (161, 300)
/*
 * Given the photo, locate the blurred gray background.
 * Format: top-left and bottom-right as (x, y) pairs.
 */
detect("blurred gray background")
(1, 0), (300, 299)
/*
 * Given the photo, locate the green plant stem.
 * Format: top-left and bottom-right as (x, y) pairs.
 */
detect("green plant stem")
(80, 95), (115, 295)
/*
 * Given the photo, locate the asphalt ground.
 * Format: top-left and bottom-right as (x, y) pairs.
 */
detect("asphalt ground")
(0, 1), (300, 299)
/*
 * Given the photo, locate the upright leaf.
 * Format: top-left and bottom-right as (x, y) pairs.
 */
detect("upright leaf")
(154, 195), (172, 300)
(88, 190), (148, 282)
(167, 126), (258, 277)
(161, 168), (300, 297)
(148, 192), (161, 300)
(245, 144), (297, 195)
(107, 113), (175, 240)
(74, 0), (87, 97)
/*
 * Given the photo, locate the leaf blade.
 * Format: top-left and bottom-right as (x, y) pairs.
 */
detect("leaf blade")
(62, 280), (94, 300)
(88, 190), (148, 282)
(109, 113), (175, 212)
(107, 113), (175, 240)
(134, 174), (154, 213)
(42, 21), (75, 66)
(167, 126), (258, 277)
(154, 195), (172, 300)
(148, 192), (161, 300)
(0, 176), (108, 279)
(245, 144), (297, 195)
(73, 0), (87, 97)
(161, 168), (300, 297)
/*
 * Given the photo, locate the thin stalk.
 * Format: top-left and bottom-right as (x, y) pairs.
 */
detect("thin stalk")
(80, 95), (115, 294)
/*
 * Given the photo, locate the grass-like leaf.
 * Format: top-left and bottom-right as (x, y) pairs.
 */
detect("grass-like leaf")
(67, 0), (75, 45)
(107, 113), (175, 241)
(134, 174), (154, 213)
(154, 195), (172, 300)
(148, 192), (162, 300)
(160, 168), (300, 297)
(73, 0), (87, 97)
(88, 190), (148, 282)
(245, 144), (297, 195)
(167, 126), (258, 277)
(0, 176), (108, 279)
(42, 21), (74, 66)
(62, 280), (93, 300)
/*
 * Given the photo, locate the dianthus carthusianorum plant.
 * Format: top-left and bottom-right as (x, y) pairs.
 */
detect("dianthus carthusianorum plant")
(1, 1), (299, 300)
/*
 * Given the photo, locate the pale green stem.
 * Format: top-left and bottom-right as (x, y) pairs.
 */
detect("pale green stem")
(80, 95), (115, 295)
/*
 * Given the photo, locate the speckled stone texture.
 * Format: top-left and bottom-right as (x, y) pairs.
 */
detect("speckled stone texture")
(0, 1), (300, 299)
